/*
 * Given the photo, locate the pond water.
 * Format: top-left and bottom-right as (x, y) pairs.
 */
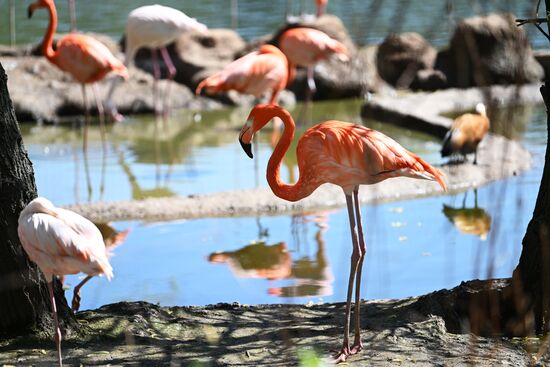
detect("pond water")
(19, 99), (547, 310)
(0, 0), (547, 49)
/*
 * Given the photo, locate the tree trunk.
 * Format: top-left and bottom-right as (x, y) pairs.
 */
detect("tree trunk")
(0, 62), (75, 337)
(510, 0), (550, 335)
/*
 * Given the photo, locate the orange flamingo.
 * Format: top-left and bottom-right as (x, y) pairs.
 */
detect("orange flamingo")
(238, 104), (447, 362)
(18, 197), (114, 367)
(441, 103), (490, 165)
(28, 0), (128, 148)
(195, 44), (292, 104)
(276, 27), (348, 96)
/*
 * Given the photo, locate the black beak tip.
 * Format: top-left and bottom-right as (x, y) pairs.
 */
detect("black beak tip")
(27, 7), (33, 19)
(239, 139), (253, 159)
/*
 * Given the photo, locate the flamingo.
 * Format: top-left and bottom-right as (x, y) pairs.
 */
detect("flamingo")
(70, 223), (129, 312)
(275, 27), (349, 97)
(18, 197), (114, 367)
(238, 104), (447, 362)
(106, 4), (207, 118)
(441, 103), (490, 165)
(195, 44), (292, 105)
(28, 0), (128, 149)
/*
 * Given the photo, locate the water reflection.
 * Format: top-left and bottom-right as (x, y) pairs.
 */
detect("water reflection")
(208, 212), (334, 298)
(442, 190), (491, 240)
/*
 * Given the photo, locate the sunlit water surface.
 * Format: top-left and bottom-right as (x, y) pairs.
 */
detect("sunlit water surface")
(0, 0), (547, 48)
(19, 100), (547, 310)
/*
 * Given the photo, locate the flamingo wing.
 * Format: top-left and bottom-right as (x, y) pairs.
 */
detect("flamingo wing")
(54, 34), (127, 84)
(299, 121), (446, 191)
(196, 51), (287, 98)
(280, 28), (349, 66)
(18, 210), (113, 280)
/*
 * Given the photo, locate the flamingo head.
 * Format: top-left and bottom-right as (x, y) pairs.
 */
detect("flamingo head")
(27, 0), (53, 18)
(20, 197), (57, 218)
(239, 104), (288, 159)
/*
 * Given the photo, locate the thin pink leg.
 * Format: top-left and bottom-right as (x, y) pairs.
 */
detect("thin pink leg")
(81, 84), (92, 202)
(159, 46), (177, 117)
(47, 281), (63, 367)
(72, 275), (93, 312)
(351, 188), (366, 354)
(152, 49), (161, 115)
(334, 193), (362, 364)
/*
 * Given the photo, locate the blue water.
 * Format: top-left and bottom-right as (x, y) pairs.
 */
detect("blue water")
(1, 0), (547, 48)
(60, 104), (546, 309)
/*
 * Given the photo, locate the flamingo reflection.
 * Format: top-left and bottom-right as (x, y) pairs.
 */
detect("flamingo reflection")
(442, 190), (491, 240)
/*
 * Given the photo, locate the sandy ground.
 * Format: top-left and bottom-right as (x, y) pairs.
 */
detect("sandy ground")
(1, 285), (546, 366)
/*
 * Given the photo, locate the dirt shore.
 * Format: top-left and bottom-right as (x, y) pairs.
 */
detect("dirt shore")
(1, 281), (546, 366)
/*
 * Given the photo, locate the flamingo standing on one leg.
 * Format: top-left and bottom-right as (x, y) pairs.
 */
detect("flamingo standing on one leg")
(106, 5), (207, 119)
(275, 27), (348, 98)
(238, 104), (447, 363)
(28, 0), (128, 150)
(441, 103), (490, 165)
(70, 223), (130, 312)
(18, 197), (114, 367)
(195, 44), (292, 105)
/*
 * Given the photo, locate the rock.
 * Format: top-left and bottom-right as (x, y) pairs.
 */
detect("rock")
(376, 32), (437, 89)
(171, 29), (246, 90)
(1, 56), (207, 123)
(446, 13), (543, 87)
(411, 69), (448, 91)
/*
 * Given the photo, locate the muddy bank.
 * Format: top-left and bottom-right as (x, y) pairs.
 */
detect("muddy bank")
(1, 280), (543, 366)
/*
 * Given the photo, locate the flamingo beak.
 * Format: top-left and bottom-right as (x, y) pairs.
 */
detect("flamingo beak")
(239, 138), (253, 159)
(239, 120), (254, 159)
(27, 3), (38, 18)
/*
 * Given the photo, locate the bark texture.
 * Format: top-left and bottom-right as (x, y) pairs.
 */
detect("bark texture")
(0, 62), (74, 337)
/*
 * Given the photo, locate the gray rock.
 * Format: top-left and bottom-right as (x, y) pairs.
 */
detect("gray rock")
(376, 32), (437, 89)
(446, 13), (543, 87)
(1, 56), (207, 123)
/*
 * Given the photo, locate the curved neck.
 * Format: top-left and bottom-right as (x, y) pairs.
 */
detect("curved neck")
(41, 2), (58, 61)
(266, 109), (316, 202)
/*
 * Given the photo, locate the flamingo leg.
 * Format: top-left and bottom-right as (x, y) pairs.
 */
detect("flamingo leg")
(71, 275), (93, 312)
(81, 84), (93, 202)
(47, 281), (63, 367)
(151, 48), (161, 115)
(159, 46), (177, 117)
(68, 0), (77, 32)
(351, 187), (366, 354)
(334, 193), (362, 363)
(91, 84), (107, 200)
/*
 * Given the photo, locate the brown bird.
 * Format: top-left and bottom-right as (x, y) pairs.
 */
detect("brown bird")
(441, 103), (490, 164)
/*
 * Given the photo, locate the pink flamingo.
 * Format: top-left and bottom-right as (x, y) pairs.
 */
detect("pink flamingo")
(18, 197), (114, 367)
(28, 0), (128, 148)
(195, 44), (292, 105)
(315, 0), (328, 17)
(238, 104), (447, 362)
(277, 27), (348, 96)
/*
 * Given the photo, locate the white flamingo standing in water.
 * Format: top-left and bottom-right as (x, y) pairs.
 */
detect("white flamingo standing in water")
(105, 4), (208, 119)
(18, 197), (114, 367)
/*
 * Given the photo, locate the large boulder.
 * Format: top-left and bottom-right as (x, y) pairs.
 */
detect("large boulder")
(446, 13), (543, 87)
(376, 32), (437, 89)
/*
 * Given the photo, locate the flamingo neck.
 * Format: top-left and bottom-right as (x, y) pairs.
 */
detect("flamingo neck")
(266, 109), (314, 202)
(42, 2), (58, 61)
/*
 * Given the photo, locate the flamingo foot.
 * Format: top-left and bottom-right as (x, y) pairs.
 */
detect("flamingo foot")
(333, 346), (351, 364)
(71, 289), (81, 313)
(350, 340), (363, 355)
